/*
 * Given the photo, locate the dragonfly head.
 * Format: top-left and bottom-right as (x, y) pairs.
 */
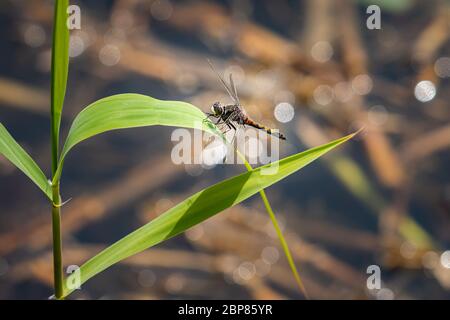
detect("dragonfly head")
(211, 102), (224, 116)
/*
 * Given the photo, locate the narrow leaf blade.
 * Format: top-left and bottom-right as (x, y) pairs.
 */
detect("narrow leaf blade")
(51, 0), (70, 172)
(62, 132), (355, 297)
(0, 123), (51, 199)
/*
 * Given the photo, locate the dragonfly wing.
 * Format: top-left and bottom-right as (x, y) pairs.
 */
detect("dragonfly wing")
(229, 73), (240, 105)
(207, 59), (238, 104)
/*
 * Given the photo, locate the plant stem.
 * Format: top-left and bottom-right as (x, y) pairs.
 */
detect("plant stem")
(51, 182), (64, 299)
(236, 150), (309, 299)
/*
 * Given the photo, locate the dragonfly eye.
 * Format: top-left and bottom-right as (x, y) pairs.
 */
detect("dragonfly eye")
(211, 102), (223, 115)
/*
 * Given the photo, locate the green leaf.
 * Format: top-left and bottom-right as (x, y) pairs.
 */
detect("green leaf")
(50, 0), (70, 174)
(52, 94), (222, 183)
(0, 123), (51, 199)
(62, 132), (355, 298)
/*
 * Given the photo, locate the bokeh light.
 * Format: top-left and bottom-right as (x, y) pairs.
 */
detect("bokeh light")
(23, 24), (46, 48)
(154, 197), (174, 213)
(414, 80), (436, 102)
(440, 250), (450, 269)
(261, 246), (279, 265)
(69, 35), (85, 58)
(137, 269), (156, 288)
(422, 251), (439, 269)
(310, 41), (334, 63)
(352, 74), (373, 95)
(368, 105), (388, 126)
(237, 261), (256, 281)
(400, 242), (416, 259)
(434, 57), (450, 78)
(313, 84), (334, 106)
(99, 44), (121, 66)
(274, 102), (295, 123)
(165, 273), (185, 293)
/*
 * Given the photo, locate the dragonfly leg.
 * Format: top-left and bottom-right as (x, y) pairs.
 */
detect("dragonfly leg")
(228, 122), (238, 146)
(203, 113), (218, 123)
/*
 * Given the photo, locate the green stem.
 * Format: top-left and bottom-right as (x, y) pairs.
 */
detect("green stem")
(236, 150), (309, 299)
(51, 182), (64, 299)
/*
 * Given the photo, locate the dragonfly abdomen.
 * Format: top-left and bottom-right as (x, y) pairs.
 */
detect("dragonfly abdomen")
(244, 118), (286, 140)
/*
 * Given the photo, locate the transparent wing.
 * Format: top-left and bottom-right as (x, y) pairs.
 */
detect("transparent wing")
(207, 59), (238, 104)
(229, 73), (240, 105)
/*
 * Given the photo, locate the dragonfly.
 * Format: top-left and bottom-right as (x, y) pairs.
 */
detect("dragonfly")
(205, 60), (286, 143)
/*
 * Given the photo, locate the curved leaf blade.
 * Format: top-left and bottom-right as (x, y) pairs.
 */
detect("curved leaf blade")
(53, 94), (221, 183)
(0, 123), (51, 199)
(62, 132), (355, 298)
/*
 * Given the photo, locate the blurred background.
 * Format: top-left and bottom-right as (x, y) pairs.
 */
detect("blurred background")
(0, 0), (449, 299)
